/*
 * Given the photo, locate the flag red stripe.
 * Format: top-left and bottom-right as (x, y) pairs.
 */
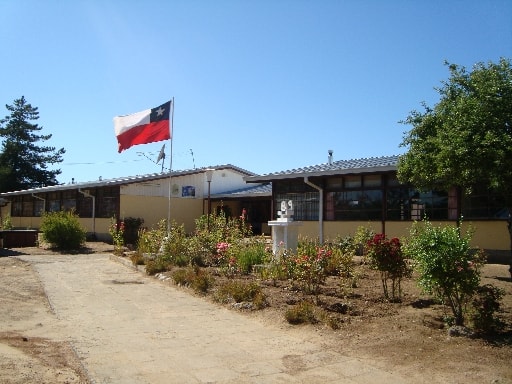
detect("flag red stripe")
(116, 120), (170, 153)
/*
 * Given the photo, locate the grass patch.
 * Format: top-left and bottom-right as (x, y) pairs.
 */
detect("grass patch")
(171, 267), (214, 294)
(214, 280), (267, 309)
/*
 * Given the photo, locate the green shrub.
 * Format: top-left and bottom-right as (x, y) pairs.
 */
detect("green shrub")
(235, 238), (267, 274)
(137, 219), (167, 255)
(353, 225), (375, 259)
(2, 214), (13, 230)
(285, 301), (319, 324)
(403, 220), (485, 326)
(40, 210), (86, 250)
(325, 237), (355, 277)
(194, 212), (251, 264)
(161, 223), (189, 266)
(184, 235), (208, 267)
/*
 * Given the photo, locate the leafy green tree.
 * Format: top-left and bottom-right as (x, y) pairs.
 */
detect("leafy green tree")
(0, 96), (65, 192)
(397, 58), (512, 277)
(404, 220), (485, 326)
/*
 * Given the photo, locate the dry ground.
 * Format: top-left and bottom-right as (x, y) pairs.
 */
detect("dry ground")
(0, 242), (511, 383)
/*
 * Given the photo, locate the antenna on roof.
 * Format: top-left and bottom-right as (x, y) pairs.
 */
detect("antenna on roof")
(156, 144), (166, 173)
(137, 144), (167, 173)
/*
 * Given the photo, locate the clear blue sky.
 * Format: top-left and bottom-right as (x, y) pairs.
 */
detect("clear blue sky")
(1, 0), (511, 184)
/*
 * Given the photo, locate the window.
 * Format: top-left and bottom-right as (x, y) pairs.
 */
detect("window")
(364, 175), (382, 187)
(11, 197), (22, 217)
(77, 192), (94, 218)
(47, 192), (61, 212)
(22, 197), (33, 217)
(326, 177), (342, 190)
(274, 192), (319, 220)
(327, 190), (383, 220)
(275, 173), (451, 222)
(462, 187), (510, 219)
(387, 188), (448, 220)
(344, 175), (361, 189)
(9, 196), (45, 217)
(62, 190), (77, 212)
(325, 174), (383, 220)
(33, 200), (45, 216)
(418, 190), (448, 220)
(97, 187), (120, 218)
(386, 187), (414, 220)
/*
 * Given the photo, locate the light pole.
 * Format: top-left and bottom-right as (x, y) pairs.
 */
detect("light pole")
(205, 169), (214, 231)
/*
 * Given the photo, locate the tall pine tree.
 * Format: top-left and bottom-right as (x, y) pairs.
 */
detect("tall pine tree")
(0, 96), (65, 192)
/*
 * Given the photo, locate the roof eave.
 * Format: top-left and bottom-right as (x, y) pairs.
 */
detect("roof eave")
(244, 165), (397, 183)
(0, 164), (255, 197)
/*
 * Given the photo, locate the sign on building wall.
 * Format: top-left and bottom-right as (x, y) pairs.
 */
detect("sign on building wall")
(182, 186), (196, 197)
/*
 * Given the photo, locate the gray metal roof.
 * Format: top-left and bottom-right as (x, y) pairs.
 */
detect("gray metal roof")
(244, 155), (400, 183)
(211, 183), (272, 199)
(0, 164), (255, 197)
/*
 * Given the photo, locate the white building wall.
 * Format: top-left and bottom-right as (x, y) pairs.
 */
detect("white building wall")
(120, 168), (249, 199)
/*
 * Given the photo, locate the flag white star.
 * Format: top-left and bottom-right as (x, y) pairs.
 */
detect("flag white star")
(156, 106), (165, 116)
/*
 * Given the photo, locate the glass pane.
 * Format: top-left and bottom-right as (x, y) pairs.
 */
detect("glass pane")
(48, 200), (61, 212)
(344, 175), (361, 188)
(274, 192), (318, 220)
(62, 199), (76, 212)
(12, 201), (22, 216)
(364, 175), (381, 187)
(34, 200), (45, 216)
(22, 201), (33, 216)
(387, 175), (401, 186)
(326, 177), (343, 190)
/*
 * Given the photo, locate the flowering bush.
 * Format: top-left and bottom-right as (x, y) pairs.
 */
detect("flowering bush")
(215, 242), (231, 266)
(109, 217), (125, 254)
(293, 238), (332, 294)
(194, 212), (249, 260)
(403, 220), (485, 326)
(367, 233), (410, 301)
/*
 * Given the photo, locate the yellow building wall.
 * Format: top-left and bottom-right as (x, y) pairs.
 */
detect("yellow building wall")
(2, 215), (40, 229)
(120, 195), (203, 233)
(461, 221), (510, 250)
(293, 220), (510, 251)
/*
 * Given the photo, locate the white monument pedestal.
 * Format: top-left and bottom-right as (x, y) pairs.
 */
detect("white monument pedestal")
(268, 219), (302, 255)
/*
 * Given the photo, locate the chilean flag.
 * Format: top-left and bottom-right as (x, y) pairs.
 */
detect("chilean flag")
(114, 100), (172, 153)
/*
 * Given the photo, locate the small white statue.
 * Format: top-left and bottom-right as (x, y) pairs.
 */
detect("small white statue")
(278, 200), (294, 221)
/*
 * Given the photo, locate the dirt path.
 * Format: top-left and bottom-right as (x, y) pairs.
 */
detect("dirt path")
(0, 256), (89, 383)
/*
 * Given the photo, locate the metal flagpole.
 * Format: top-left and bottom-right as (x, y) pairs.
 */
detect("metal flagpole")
(167, 97), (174, 233)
